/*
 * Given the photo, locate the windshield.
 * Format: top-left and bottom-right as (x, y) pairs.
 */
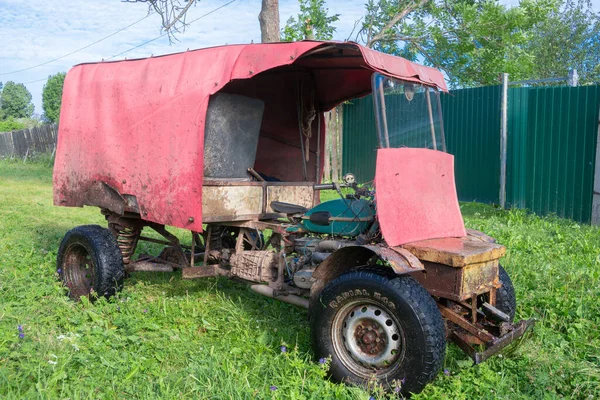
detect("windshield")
(372, 73), (446, 151)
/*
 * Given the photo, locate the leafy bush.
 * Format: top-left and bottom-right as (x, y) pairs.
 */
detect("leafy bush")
(0, 116), (25, 132)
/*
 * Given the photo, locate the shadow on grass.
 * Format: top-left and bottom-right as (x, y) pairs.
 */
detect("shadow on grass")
(127, 270), (475, 367)
(128, 269), (312, 343)
(34, 222), (469, 367)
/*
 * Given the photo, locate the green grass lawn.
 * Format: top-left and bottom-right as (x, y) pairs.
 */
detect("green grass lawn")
(0, 158), (598, 399)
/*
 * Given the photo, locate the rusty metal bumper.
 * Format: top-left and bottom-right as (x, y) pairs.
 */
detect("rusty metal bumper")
(451, 318), (535, 364)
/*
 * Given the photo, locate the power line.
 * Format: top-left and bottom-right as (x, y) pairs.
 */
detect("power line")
(17, 0), (238, 86)
(106, 0), (238, 61)
(22, 77), (49, 85)
(0, 12), (154, 76)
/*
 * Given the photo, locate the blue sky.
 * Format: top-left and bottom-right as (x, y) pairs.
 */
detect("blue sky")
(0, 0), (598, 115)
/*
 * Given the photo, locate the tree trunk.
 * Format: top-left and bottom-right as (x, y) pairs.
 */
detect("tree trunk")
(259, 0), (280, 43)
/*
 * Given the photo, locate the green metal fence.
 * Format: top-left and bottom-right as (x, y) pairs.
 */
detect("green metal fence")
(342, 96), (378, 184)
(442, 86), (502, 204)
(342, 85), (600, 223)
(506, 86), (600, 222)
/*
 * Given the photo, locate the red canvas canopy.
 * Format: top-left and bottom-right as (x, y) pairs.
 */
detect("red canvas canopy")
(53, 41), (447, 232)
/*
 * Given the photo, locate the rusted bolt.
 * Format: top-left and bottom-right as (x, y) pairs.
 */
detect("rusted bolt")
(143, 210), (148, 216)
(122, 179), (127, 184)
(290, 55), (295, 60)
(188, 217), (195, 223)
(362, 332), (376, 344)
(249, 70), (253, 75)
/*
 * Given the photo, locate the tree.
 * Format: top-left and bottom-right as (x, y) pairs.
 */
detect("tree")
(42, 72), (66, 123)
(125, 0), (281, 43)
(358, 0), (558, 87)
(282, 0), (340, 41)
(527, 0), (600, 84)
(259, 0), (281, 42)
(0, 81), (34, 119)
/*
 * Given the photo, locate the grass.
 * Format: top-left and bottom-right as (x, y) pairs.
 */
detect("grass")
(0, 158), (599, 399)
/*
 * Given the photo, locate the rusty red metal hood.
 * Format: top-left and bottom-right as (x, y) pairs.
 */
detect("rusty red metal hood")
(53, 41), (447, 231)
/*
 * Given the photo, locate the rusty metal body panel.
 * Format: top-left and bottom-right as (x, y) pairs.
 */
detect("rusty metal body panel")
(266, 185), (314, 213)
(466, 229), (497, 243)
(202, 185), (263, 220)
(312, 245), (425, 282)
(363, 245), (425, 275)
(412, 260), (499, 301)
(403, 237), (506, 268)
(310, 245), (425, 308)
(202, 181), (314, 222)
(403, 236), (504, 301)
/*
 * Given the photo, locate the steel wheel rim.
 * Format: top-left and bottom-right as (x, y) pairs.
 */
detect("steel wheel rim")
(331, 299), (405, 379)
(62, 243), (95, 298)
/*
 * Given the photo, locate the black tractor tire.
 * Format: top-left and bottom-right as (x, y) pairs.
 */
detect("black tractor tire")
(57, 225), (124, 300)
(310, 270), (446, 396)
(494, 266), (517, 320)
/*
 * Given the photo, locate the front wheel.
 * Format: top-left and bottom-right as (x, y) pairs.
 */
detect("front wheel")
(478, 265), (517, 321)
(310, 271), (446, 395)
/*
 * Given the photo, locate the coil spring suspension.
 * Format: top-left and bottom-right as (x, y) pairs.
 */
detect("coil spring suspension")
(117, 227), (139, 264)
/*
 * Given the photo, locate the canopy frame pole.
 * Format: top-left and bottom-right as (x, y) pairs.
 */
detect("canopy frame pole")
(435, 90), (447, 152)
(378, 80), (390, 148)
(425, 89), (437, 151)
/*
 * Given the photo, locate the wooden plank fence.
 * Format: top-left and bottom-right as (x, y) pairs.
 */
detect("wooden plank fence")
(0, 123), (58, 158)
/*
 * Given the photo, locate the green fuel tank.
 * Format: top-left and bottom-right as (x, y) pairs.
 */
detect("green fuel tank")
(301, 198), (375, 237)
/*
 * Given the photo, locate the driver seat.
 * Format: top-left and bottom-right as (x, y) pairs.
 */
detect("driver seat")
(271, 201), (308, 215)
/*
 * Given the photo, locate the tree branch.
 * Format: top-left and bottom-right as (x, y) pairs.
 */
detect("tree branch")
(121, 0), (198, 39)
(346, 17), (363, 42)
(163, 0), (196, 30)
(411, 41), (451, 76)
(366, 0), (431, 48)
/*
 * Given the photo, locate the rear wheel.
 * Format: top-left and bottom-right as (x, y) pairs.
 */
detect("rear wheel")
(310, 270), (446, 395)
(57, 225), (124, 300)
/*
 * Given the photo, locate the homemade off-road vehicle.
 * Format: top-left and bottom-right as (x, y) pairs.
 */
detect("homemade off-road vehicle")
(54, 41), (533, 395)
